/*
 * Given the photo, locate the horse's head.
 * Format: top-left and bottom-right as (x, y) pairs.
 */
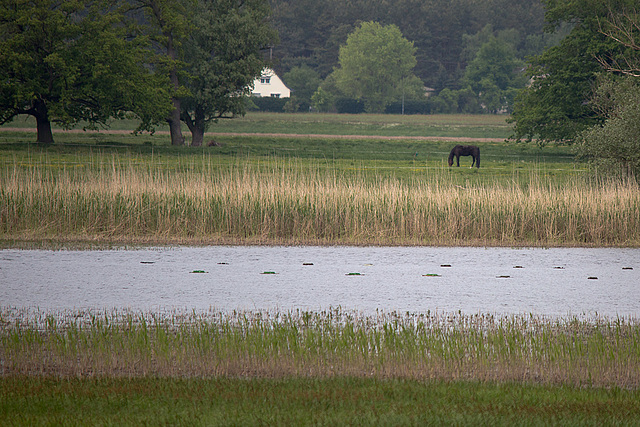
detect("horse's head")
(448, 157), (453, 167)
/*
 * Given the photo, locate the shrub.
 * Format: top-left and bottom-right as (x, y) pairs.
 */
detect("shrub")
(385, 100), (431, 115)
(579, 77), (640, 179)
(335, 97), (366, 114)
(250, 96), (289, 112)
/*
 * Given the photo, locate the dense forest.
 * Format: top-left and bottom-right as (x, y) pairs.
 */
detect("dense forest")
(267, 0), (566, 93)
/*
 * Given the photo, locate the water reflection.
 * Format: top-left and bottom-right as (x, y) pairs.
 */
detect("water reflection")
(1, 246), (638, 316)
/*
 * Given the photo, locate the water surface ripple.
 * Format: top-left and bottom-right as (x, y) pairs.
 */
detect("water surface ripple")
(1, 246), (638, 316)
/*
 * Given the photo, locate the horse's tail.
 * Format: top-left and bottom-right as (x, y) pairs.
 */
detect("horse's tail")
(475, 149), (480, 168)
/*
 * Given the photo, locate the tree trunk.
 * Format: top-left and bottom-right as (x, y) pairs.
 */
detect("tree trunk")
(183, 109), (206, 147)
(166, 28), (184, 146)
(33, 100), (54, 144)
(167, 98), (184, 146)
(190, 124), (204, 147)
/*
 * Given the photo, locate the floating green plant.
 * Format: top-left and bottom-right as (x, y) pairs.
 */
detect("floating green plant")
(422, 273), (441, 277)
(346, 272), (363, 276)
(261, 271), (277, 275)
(190, 270), (207, 274)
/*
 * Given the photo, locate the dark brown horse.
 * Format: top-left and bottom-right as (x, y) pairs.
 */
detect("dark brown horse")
(448, 145), (480, 168)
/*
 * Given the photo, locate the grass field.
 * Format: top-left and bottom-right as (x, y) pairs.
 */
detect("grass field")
(3, 111), (514, 138)
(2, 377), (640, 425)
(2, 113), (639, 423)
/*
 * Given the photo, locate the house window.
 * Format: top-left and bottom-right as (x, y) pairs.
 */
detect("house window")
(260, 76), (271, 84)
(271, 93), (280, 98)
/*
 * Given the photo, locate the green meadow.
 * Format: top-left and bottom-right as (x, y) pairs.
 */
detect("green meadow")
(2, 113), (640, 424)
(4, 111), (513, 138)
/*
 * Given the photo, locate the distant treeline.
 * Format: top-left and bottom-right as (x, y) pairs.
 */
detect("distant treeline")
(269, 0), (564, 92)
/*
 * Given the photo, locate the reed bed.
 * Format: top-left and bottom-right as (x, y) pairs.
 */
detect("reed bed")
(1, 157), (639, 246)
(1, 308), (639, 388)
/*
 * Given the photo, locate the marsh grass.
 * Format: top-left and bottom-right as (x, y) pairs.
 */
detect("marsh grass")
(1, 308), (639, 388)
(1, 156), (638, 246)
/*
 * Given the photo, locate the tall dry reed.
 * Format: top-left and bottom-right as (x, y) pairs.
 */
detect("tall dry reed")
(1, 158), (639, 246)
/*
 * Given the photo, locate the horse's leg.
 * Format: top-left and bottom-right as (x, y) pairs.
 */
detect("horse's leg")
(471, 155), (476, 168)
(456, 155), (460, 167)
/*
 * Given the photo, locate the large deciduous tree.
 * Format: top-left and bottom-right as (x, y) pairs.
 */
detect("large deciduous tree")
(578, 3), (640, 178)
(180, 0), (276, 147)
(0, 0), (171, 144)
(508, 0), (633, 145)
(597, 4), (640, 77)
(332, 22), (420, 113)
(131, 0), (193, 146)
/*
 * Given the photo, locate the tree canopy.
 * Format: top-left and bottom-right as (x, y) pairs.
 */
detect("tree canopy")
(0, 0), (171, 143)
(331, 22), (418, 113)
(462, 35), (528, 113)
(180, 0), (276, 146)
(508, 0), (637, 145)
(269, 0), (549, 92)
(579, 76), (640, 177)
(577, 3), (640, 178)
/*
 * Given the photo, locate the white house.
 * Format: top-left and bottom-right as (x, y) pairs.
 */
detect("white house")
(251, 68), (291, 98)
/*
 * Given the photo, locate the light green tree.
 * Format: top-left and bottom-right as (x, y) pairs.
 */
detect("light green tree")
(0, 0), (171, 143)
(332, 22), (420, 113)
(311, 87), (335, 112)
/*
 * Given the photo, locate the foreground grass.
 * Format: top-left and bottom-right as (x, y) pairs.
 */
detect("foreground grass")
(2, 309), (639, 388)
(2, 308), (639, 424)
(2, 377), (639, 425)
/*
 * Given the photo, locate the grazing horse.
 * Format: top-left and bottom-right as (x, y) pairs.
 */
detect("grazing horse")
(448, 145), (480, 168)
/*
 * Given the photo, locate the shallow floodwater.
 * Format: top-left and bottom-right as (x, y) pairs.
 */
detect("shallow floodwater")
(1, 246), (638, 316)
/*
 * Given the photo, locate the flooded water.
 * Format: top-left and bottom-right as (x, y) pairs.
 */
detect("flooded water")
(1, 246), (638, 316)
